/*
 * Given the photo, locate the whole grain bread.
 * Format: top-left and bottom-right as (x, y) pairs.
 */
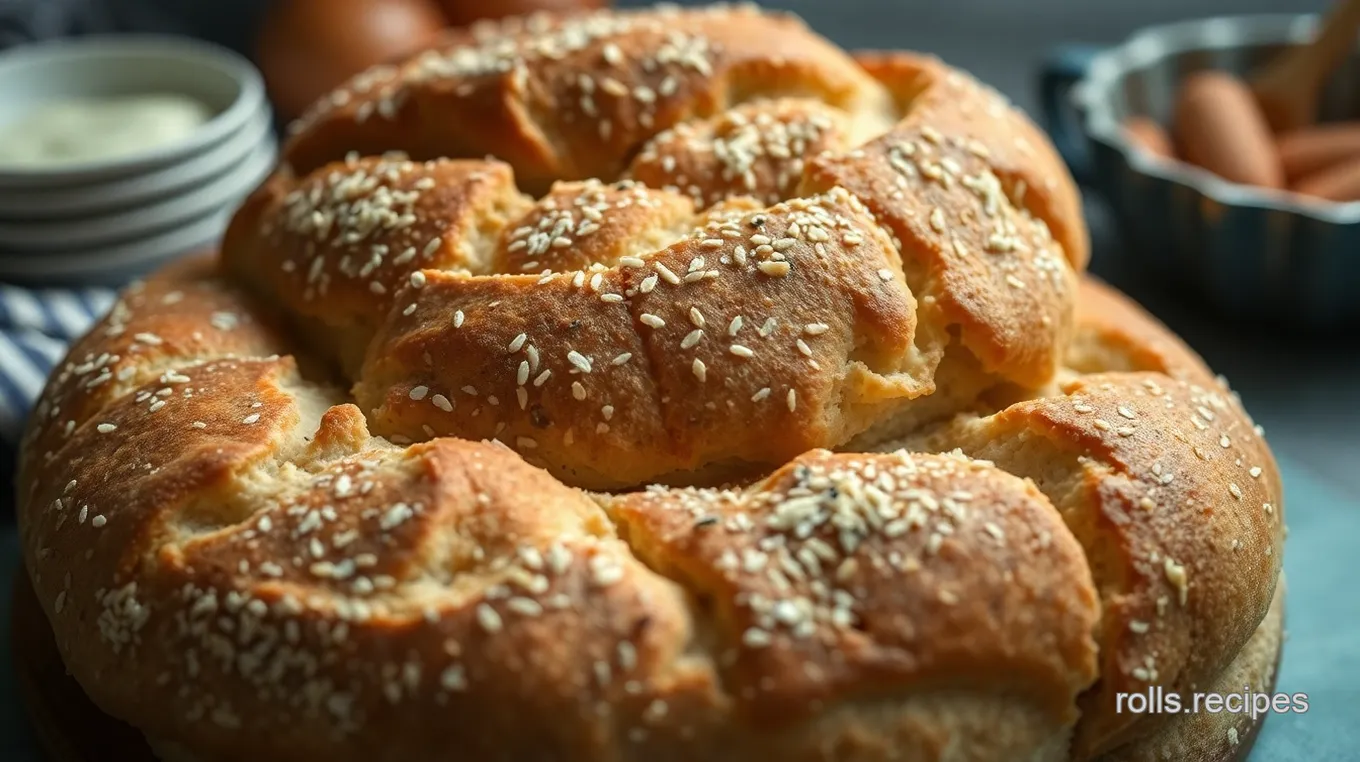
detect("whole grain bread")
(17, 5), (1282, 762)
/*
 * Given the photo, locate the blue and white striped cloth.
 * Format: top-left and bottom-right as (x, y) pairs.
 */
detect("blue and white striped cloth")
(0, 284), (116, 442)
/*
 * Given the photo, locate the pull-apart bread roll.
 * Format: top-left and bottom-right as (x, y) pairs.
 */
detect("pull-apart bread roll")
(19, 5), (1282, 762)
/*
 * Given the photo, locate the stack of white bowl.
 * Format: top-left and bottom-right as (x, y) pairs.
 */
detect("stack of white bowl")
(0, 36), (275, 286)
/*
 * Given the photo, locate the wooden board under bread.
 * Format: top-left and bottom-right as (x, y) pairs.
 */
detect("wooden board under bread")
(10, 566), (1276, 762)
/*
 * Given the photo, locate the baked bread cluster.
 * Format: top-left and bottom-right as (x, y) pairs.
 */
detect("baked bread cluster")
(17, 5), (1284, 762)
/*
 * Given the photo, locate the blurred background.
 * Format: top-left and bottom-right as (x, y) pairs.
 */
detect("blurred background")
(0, 1), (1355, 760)
(0, 0), (1336, 118)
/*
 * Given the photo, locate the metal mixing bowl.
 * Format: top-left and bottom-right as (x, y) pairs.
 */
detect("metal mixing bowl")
(1042, 14), (1360, 328)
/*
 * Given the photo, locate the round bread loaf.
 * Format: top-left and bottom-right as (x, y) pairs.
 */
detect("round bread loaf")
(17, 5), (1283, 762)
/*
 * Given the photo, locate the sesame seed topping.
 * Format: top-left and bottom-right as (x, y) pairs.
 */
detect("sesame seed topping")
(441, 665), (467, 691)
(742, 627), (772, 648)
(96, 423), (117, 434)
(758, 261), (791, 277)
(508, 333), (527, 353)
(476, 604), (503, 633)
(1163, 557), (1189, 605)
(730, 344), (754, 358)
(929, 207), (946, 232)
(691, 358), (707, 382)
(409, 385), (429, 401)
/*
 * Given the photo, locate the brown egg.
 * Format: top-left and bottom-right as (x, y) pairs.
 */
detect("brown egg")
(1173, 71), (1284, 189)
(1291, 155), (1360, 203)
(1277, 122), (1360, 183)
(258, 0), (447, 122)
(436, 0), (610, 28)
(1122, 116), (1175, 160)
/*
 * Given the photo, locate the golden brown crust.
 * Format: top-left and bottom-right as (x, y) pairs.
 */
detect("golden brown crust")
(221, 155), (533, 371)
(281, 5), (894, 194)
(851, 52), (1089, 274)
(898, 370), (1282, 758)
(229, 6), (1090, 490)
(353, 188), (933, 489)
(492, 180), (697, 275)
(610, 450), (1101, 730)
(1067, 277), (1217, 389)
(1098, 580), (1284, 762)
(17, 255), (295, 487)
(626, 98), (855, 208)
(803, 53), (1081, 389)
(17, 6), (1282, 762)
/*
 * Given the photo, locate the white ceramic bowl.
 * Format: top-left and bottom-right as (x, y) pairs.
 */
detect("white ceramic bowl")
(0, 35), (275, 286)
(0, 104), (273, 219)
(0, 206), (236, 285)
(0, 35), (267, 190)
(0, 139), (275, 251)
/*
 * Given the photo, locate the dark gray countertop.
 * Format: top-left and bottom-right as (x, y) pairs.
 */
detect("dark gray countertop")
(3, 0), (1358, 759)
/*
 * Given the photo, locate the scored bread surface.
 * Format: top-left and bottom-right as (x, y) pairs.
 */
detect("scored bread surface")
(17, 5), (1282, 762)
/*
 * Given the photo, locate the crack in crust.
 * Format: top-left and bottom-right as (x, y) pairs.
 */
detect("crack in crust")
(224, 10), (1085, 491)
(353, 187), (933, 489)
(17, 6), (1282, 762)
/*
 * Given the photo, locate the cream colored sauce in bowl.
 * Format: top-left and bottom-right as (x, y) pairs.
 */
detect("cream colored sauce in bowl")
(0, 94), (215, 168)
